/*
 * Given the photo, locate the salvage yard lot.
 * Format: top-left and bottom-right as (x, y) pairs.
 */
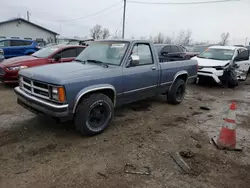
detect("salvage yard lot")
(0, 82), (250, 188)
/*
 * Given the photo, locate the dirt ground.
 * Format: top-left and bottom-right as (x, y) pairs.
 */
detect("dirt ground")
(0, 80), (250, 188)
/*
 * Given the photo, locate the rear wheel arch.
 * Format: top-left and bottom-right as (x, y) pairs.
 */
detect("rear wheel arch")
(169, 71), (188, 90)
(73, 86), (116, 113)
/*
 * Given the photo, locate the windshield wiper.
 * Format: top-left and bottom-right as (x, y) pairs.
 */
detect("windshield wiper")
(86, 59), (109, 67)
(75, 59), (86, 63)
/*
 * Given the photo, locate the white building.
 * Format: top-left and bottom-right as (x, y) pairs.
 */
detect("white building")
(0, 18), (59, 44)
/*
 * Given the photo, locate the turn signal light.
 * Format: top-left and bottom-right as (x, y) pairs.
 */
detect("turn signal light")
(58, 87), (66, 102)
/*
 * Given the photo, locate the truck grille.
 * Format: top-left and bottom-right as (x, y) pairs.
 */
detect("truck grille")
(20, 77), (50, 100)
(0, 67), (5, 75)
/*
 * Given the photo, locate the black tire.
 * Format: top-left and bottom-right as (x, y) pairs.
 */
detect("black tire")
(167, 78), (186, 105)
(74, 93), (114, 136)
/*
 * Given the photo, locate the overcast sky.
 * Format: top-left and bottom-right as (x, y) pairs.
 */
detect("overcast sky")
(1, 0), (250, 44)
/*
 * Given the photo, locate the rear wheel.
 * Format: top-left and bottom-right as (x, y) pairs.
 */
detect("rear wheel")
(74, 93), (114, 136)
(167, 78), (186, 104)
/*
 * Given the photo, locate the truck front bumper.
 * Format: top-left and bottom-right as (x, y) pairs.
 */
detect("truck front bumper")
(14, 86), (69, 118)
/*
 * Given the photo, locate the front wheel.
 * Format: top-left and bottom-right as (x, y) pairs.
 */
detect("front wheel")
(167, 79), (186, 104)
(74, 93), (114, 136)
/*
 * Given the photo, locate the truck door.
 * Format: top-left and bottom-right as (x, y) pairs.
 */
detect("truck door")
(122, 43), (159, 102)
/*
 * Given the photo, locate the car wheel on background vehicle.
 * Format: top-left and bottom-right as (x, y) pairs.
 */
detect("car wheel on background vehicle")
(167, 78), (186, 104)
(74, 93), (114, 136)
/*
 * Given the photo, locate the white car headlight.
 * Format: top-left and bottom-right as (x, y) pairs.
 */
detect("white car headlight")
(7, 66), (28, 71)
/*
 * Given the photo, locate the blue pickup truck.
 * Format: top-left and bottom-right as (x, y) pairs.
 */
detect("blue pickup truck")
(14, 40), (197, 136)
(0, 39), (40, 59)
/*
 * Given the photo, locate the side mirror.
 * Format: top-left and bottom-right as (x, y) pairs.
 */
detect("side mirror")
(54, 54), (61, 62)
(234, 50), (249, 62)
(130, 54), (140, 66)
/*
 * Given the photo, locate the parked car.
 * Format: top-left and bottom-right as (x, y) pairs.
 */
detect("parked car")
(0, 45), (86, 83)
(0, 39), (41, 59)
(14, 40), (197, 136)
(154, 44), (194, 61)
(193, 46), (250, 86)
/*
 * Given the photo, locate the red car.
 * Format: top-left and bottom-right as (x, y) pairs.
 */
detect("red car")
(0, 45), (86, 83)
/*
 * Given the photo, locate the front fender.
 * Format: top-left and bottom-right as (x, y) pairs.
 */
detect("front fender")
(72, 84), (116, 113)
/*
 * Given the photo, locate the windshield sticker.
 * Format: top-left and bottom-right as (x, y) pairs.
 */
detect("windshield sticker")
(111, 44), (125, 48)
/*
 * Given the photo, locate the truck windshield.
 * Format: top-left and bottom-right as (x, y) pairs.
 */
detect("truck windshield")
(75, 41), (129, 66)
(197, 48), (234, 61)
(32, 46), (60, 58)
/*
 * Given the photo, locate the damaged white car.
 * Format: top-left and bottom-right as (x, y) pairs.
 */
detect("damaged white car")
(193, 46), (250, 86)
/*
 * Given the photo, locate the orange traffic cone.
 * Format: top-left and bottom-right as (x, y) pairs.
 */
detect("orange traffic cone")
(212, 101), (242, 151)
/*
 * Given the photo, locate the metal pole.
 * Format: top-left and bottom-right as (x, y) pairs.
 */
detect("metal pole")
(122, 0), (126, 39)
(27, 11), (30, 21)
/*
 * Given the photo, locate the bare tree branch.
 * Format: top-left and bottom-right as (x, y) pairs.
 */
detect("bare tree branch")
(154, 32), (165, 44)
(90, 24), (103, 39)
(102, 28), (110, 39)
(220, 32), (230, 46)
(175, 30), (192, 46)
(165, 36), (173, 44)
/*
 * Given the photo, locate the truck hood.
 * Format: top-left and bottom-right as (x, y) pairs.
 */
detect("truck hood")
(0, 56), (46, 67)
(192, 56), (230, 67)
(19, 62), (117, 85)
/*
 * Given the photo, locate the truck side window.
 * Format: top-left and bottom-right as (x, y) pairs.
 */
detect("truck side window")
(132, 44), (153, 65)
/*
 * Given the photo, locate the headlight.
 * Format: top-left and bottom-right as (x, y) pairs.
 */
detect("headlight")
(51, 86), (66, 102)
(7, 66), (28, 71)
(213, 63), (230, 70)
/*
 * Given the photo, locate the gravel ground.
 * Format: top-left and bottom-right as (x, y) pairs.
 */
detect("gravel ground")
(0, 80), (250, 188)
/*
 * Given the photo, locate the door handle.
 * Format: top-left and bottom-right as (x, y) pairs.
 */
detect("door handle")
(151, 66), (156, 70)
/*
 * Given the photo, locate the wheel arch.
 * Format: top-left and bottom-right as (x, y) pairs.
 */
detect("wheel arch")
(72, 84), (116, 113)
(169, 71), (188, 90)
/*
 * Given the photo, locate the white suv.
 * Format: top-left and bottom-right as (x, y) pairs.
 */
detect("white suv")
(192, 46), (250, 84)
